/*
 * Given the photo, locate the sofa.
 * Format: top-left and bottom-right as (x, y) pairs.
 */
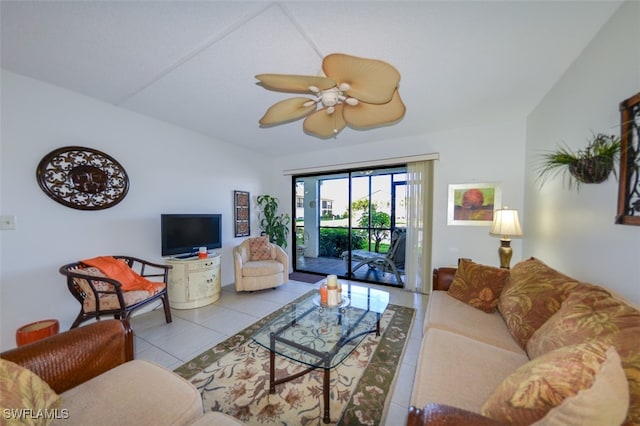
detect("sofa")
(233, 236), (289, 292)
(0, 319), (244, 425)
(408, 257), (639, 426)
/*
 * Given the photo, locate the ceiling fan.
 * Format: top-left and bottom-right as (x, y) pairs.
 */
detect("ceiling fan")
(256, 53), (406, 139)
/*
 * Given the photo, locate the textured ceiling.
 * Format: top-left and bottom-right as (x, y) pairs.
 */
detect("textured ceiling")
(0, 1), (622, 155)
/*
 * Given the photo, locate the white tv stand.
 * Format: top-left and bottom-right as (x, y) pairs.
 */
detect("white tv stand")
(165, 253), (221, 309)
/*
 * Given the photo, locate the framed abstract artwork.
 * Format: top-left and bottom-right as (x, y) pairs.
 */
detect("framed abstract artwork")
(447, 183), (502, 226)
(616, 92), (640, 226)
(234, 190), (250, 237)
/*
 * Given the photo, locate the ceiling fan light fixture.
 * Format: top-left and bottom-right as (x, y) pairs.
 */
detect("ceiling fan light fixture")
(256, 53), (405, 138)
(320, 88), (340, 107)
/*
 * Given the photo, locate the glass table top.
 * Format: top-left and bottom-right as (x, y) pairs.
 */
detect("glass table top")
(252, 283), (390, 369)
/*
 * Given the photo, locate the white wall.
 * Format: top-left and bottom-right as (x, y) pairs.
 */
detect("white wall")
(271, 118), (527, 272)
(0, 71), (271, 350)
(523, 0), (640, 303)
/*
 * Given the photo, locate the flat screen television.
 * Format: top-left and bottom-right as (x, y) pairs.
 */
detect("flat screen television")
(161, 214), (222, 258)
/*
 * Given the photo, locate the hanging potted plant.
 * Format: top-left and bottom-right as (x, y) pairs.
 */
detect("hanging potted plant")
(536, 133), (621, 190)
(256, 194), (291, 248)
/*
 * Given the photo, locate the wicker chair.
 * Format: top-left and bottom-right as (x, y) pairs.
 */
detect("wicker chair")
(59, 256), (172, 328)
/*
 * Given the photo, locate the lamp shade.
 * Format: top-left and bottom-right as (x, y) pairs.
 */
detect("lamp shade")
(490, 208), (522, 238)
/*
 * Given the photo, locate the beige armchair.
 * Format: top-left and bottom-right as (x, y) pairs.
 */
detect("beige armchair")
(233, 236), (289, 292)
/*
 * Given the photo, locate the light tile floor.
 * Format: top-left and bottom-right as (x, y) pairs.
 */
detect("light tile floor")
(130, 279), (428, 425)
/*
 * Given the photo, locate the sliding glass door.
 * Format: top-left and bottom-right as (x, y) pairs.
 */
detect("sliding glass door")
(293, 166), (407, 287)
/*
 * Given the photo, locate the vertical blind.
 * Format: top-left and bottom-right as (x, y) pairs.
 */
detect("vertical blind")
(405, 160), (434, 294)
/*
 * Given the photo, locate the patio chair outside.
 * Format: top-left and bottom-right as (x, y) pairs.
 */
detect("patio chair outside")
(343, 228), (406, 285)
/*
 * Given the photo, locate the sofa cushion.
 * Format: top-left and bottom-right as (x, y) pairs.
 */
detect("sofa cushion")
(497, 258), (580, 349)
(526, 283), (640, 356)
(424, 291), (525, 354)
(0, 358), (60, 426)
(411, 328), (529, 413)
(526, 283), (640, 425)
(240, 260), (284, 277)
(481, 342), (628, 426)
(447, 259), (509, 313)
(54, 360), (202, 426)
(249, 236), (273, 261)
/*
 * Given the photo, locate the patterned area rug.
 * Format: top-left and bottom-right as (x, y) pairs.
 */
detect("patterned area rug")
(174, 291), (415, 425)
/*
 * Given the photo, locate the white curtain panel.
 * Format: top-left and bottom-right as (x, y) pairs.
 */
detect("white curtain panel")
(405, 160), (434, 294)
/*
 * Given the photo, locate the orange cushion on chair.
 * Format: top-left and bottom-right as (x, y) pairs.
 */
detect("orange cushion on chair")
(81, 256), (161, 294)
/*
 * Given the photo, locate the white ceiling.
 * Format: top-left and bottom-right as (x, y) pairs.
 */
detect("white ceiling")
(0, 1), (622, 155)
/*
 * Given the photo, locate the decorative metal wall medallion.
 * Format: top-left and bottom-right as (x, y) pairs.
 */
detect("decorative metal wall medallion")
(36, 146), (129, 210)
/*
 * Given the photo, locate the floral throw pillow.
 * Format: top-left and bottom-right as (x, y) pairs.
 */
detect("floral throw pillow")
(497, 258), (580, 349)
(526, 283), (640, 425)
(0, 359), (61, 426)
(447, 259), (509, 313)
(527, 283), (640, 358)
(249, 236), (272, 261)
(481, 342), (629, 426)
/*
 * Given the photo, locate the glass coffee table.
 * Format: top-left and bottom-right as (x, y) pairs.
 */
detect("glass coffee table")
(252, 283), (390, 424)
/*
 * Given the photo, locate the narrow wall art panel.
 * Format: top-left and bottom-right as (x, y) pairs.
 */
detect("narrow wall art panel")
(234, 190), (250, 237)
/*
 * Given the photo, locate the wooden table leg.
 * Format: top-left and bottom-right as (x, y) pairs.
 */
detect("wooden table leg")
(323, 366), (331, 423)
(269, 334), (276, 394)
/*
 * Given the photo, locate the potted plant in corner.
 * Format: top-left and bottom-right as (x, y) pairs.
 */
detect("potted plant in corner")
(257, 194), (291, 248)
(536, 133), (621, 190)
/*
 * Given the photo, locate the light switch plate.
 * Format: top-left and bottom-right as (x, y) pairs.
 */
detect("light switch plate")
(0, 215), (17, 230)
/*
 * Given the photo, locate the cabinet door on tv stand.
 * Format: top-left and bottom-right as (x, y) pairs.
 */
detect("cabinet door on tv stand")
(166, 255), (221, 309)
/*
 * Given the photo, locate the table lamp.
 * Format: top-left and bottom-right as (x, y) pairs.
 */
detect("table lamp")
(489, 207), (522, 269)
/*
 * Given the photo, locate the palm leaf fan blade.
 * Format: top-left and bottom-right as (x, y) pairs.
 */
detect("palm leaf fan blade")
(303, 105), (346, 138)
(255, 74), (335, 93)
(322, 53), (401, 104)
(343, 90), (406, 128)
(259, 97), (317, 125)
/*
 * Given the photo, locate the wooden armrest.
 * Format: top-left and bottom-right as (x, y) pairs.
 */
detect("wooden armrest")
(407, 404), (505, 426)
(62, 266), (122, 285)
(1, 319), (133, 393)
(432, 267), (457, 291)
(115, 255), (171, 278)
(116, 255), (169, 269)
